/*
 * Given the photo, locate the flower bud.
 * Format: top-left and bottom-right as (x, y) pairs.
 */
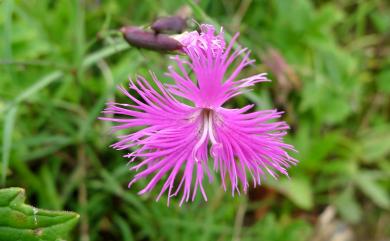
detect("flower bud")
(151, 16), (187, 34)
(121, 26), (183, 51)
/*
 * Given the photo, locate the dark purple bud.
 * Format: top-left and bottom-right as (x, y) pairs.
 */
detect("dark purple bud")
(151, 16), (187, 34)
(121, 26), (183, 51)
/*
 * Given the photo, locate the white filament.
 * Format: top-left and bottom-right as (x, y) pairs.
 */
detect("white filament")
(207, 112), (218, 145)
(193, 110), (219, 162)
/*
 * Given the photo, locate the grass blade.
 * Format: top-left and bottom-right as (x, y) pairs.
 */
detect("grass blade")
(1, 106), (18, 186)
(12, 70), (64, 105)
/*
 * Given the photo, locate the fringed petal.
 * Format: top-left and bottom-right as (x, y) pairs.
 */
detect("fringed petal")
(211, 106), (298, 195)
(100, 73), (212, 204)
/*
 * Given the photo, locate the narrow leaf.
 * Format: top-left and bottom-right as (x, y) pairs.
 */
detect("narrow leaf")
(13, 71), (63, 105)
(2, 106), (17, 185)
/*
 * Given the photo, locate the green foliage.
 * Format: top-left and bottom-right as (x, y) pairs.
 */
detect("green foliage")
(0, 187), (79, 241)
(272, 177), (314, 210)
(243, 213), (312, 241)
(1, 0), (389, 240)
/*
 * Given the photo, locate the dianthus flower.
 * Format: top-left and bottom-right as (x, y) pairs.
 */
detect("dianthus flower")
(101, 24), (297, 205)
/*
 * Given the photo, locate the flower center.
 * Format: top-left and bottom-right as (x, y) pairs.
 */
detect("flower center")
(192, 109), (220, 163)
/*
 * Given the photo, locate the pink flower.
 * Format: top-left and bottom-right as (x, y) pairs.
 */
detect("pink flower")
(101, 24), (297, 205)
(176, 24), (225, 56)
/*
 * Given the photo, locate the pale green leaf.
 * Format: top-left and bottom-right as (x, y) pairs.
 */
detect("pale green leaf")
(334, 187), (362, 224)
(271, 178), (314, 210)
(355, 173), (390, 209)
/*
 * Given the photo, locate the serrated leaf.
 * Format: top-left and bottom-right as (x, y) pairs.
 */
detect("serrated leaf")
(0, 187), (79, 241)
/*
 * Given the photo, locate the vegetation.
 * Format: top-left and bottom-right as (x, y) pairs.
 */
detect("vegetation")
(1, 0), (389, 240)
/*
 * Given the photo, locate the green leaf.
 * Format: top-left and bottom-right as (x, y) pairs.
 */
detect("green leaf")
(359, 124), (390, 163)
(271, 177), (314, 210)
(12, 71), (63, 105)
(0, 187), (79, 241)
(377, 69), (390, 94)
(334, 187), (362, 224)
(355, 173), (390, 209)
(1, 106), (18, 185)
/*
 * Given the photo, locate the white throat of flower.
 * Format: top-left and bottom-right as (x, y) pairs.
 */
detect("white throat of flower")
(193, 110), (219, 163)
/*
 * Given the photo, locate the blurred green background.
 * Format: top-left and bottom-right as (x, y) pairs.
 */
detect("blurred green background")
(1, 0), (389, 240)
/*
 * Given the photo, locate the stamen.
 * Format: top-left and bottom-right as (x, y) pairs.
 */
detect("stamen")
(208, 111), (222, 158)
(192, 112), (209, 162)
(207, 112), (218, 144)
(192, 109), (222, 162)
